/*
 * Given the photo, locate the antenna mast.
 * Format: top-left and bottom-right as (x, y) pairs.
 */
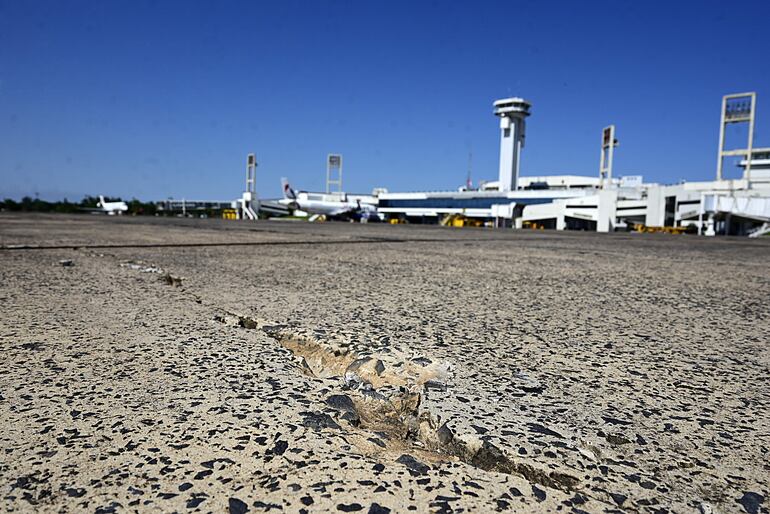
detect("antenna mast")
(466, 148), (473, 189)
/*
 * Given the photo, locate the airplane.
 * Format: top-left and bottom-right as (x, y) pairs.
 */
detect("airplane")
(279, 178), (380, 220)
(96, 195), (128, 215)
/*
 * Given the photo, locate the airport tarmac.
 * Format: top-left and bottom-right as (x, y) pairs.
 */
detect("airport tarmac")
(1, 214), (768, 513)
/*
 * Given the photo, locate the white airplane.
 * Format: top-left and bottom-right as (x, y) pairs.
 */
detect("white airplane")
(97, 195), (128, 215)
(279, 178), (379, 220)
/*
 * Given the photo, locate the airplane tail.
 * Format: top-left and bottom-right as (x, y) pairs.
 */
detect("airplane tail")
(281, 178), (297, 200)
(98, 195), (106, 207)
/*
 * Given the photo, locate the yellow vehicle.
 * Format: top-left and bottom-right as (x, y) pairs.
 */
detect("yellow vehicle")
(522, 221), (545, 230)
(440, 214), (483, 228)
(633, 223), (689, 235)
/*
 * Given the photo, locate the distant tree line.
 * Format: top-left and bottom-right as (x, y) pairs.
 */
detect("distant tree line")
(0, 196), (158, 215)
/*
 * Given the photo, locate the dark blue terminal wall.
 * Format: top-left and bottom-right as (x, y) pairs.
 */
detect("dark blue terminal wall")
(378, 197), (557, 209)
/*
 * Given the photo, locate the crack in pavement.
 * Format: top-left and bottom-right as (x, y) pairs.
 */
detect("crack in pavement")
(0, 237), (513, 251)
(213, 310), (582, 493)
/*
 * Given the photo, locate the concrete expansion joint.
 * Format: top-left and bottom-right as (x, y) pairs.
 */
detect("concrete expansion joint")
(213, 309), (582, 493)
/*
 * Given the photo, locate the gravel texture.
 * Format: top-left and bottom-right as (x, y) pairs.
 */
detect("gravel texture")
(1, 213), (769, 513)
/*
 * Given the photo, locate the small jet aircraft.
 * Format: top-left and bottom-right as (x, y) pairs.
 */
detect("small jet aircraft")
(96, 195), (128, 215)
(279, 178), (379, 220)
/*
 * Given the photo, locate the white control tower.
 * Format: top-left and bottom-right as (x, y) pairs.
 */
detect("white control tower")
(494, 97), (531, 191)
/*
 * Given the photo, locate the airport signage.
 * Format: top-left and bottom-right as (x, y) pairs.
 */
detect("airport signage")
(620, 175), (643, 188)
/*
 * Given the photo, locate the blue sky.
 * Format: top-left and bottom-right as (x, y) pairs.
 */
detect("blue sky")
(1, 0), (768, 201)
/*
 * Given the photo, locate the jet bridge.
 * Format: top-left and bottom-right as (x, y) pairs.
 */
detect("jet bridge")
(699, 193), (770, 235)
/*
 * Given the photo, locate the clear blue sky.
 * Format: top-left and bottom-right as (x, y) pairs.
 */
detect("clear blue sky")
(1, 0), (768, 201)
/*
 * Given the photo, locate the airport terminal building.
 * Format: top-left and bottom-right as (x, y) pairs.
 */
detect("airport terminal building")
(376, 95), (770, 237)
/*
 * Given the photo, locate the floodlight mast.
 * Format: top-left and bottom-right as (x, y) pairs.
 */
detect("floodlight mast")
(242, 153), (259, 220)
(716, 92), (756, 181)
(246, 153), (257, 198)
(326, 154), (343, 194)
(599, 125), (619, 189)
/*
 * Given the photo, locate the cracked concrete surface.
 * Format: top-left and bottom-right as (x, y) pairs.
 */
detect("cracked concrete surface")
(1, 214), (769, 513)
(224, 312), (582, 494)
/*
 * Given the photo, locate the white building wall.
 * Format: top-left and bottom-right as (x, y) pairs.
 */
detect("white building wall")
(597, 190), (618, 232)
(645, 184), (686, 226)
(645, 186), (664, 226)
